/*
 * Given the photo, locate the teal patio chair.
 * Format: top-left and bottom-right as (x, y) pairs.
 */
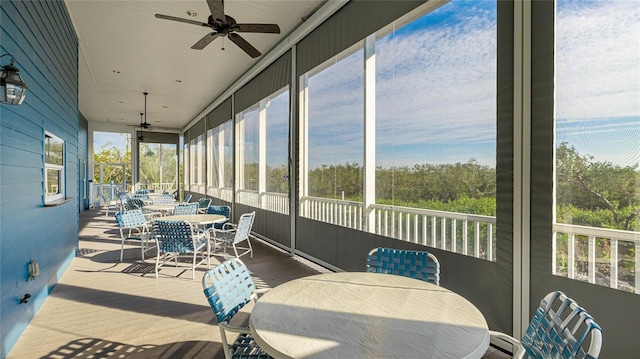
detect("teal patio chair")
(211, 212), (256, 259)
(206, 205), (231, 231)
(196, 198), (212, 213)
(173, 202), (199, 215)
(489, 291), (602, 359)
(114, 209), (154, 262)
(365, 247), (440, 285)
(183, 194), (192, 203)
(100, 194), (121, 218)
(202, 258), (271, 359)
(152, 220), (210, 279)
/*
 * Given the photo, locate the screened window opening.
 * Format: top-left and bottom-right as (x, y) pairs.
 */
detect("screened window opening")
(553, 0), (640, 294)
(298, 0), (498, 261)
(236, 86), (290, 214)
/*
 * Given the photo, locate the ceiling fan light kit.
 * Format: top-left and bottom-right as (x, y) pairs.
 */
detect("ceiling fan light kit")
(155, 0), (280, 58)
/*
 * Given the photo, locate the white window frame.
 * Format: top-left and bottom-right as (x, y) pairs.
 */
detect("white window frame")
(44, 131), (65, 203)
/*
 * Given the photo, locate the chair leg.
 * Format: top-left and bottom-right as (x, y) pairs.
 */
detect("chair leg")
(120, 229), (125, 262)
(247, 237), (254, 259)
(155, 251), (160, 278)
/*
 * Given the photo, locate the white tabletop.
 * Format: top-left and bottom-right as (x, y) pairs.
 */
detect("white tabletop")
(250, 272), (490, 359)
(144, 204), (177, 212)
(156, 214), (225, 225)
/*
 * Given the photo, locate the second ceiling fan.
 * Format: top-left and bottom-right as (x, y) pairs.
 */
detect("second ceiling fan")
(155, 0), (281, 58)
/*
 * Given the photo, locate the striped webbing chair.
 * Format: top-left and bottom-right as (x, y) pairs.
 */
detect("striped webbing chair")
(152, 220), (209, 279)
(202, 258), (271, 359)
(206, 205), (231, 231)
(490, 291), (602, 358)
(211, 212), (255, 259)
(197, 198), (212, 213)
(173, 202), (199, 215)
(114, 209), (153, 262)
(365, 247), (440, 285)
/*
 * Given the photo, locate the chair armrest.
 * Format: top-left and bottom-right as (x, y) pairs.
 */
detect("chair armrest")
(219, 322), (251, 334)
(221, 222), (236, 231)
(252, 287), (270, 301)
(489, 330), (526, 359)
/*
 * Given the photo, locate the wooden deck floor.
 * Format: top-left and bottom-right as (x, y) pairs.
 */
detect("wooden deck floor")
(8, 208), (329, 359)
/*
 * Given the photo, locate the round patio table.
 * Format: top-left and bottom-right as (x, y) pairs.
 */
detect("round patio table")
(250, 272), (490, 359)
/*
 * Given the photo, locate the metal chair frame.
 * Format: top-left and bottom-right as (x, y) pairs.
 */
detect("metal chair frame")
(202, 258), (271, 359)
(152, 220), (210, 279)
(211, 212), (256, 259)
(114, 209), (154, 262)
(490, 291), (602, 359)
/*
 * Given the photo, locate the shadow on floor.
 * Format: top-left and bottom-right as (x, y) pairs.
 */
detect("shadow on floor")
(41, 338), (225, 359)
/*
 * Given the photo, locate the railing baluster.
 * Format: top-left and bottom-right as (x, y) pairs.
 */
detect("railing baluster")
(441, 218), (447, 250)
(552, 230), (557, 275)
(568, 233), (575, 279)
(610, 239), (618, 290)
(462, 220), (468, 255)
(588, 235), (596, 284)
(487, 223), (493, 261)
(474, 222), (480, 258)
(451, 219), (457, 253)
(422, 215), (427, 246)
(431, 216), (437, 247)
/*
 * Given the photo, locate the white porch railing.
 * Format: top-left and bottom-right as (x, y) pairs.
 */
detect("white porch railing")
(300, 196), (496, 261)
(135, 182), (175, 193)
(235, 189), (290, 214)
(553, 223), (640, 294)
(299, 196), (640, 293)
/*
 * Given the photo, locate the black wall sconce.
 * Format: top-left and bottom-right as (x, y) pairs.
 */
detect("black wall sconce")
(0, 53), (28, 105)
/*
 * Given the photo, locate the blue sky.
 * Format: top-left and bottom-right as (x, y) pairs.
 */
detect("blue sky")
(305, 0), (638, 169)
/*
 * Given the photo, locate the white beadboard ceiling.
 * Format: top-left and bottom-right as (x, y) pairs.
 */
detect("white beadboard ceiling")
(66, 0), (324, 132)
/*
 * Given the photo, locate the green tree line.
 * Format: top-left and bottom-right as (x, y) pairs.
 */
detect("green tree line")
(306, 143), (638, 231)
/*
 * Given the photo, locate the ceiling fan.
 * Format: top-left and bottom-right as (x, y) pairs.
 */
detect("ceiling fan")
(155, 0), (280, 58)
(137, 112), (147, 141)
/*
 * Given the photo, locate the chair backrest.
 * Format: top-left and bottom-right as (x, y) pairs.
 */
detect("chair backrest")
(233, 212), (255, 245)
(207, 205), (231, 229)
(118, 193), (131, 204)
(365, 247), (440, 285)
(115, 209), (147, 228)
(152, 220), (198, 253)
(173, 202), (199, 215)
(202, 258), (256, 324)
(153, 196), (174, 205)
(521, 291), (602, 359)
(197, 198), (212, 209)
(125, 197), (145, 211)
(184, 194), (192, 203)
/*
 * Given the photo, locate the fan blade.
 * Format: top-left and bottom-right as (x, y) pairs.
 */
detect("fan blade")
(206, 0), (226, 25)
(191, 32), (222, 50)
(232, 23), (280, 34)
(155, 14), (209, 27)
(228, 33), (261, 58)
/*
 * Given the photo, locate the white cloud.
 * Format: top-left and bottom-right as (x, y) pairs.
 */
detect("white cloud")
(556, 1), (640, 119)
